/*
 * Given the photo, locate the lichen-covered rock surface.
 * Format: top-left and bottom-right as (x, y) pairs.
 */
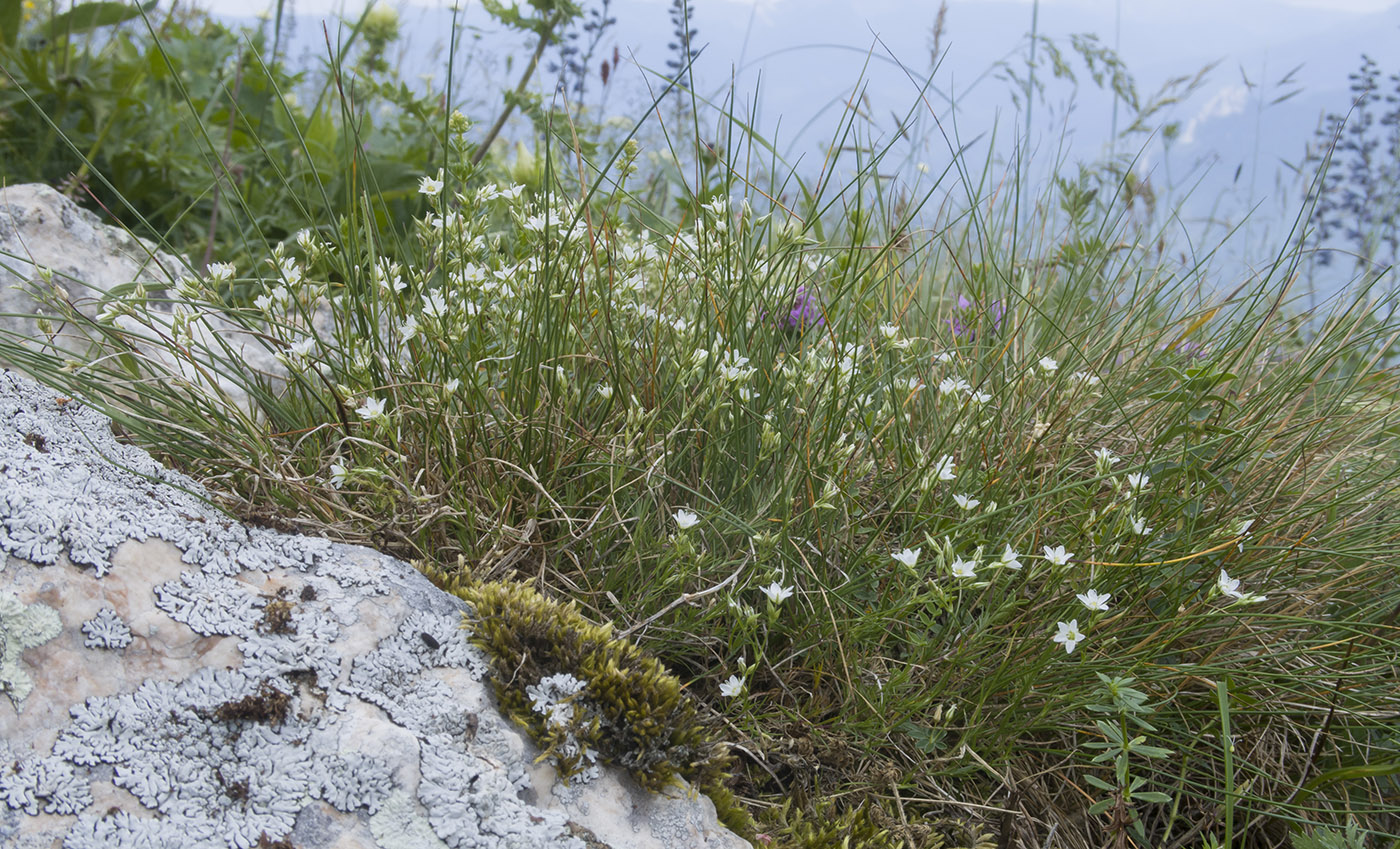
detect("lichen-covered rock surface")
(0, 370), (750, 849)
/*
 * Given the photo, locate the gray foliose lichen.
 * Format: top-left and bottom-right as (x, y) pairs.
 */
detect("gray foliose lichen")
(0, 371), (585, 849)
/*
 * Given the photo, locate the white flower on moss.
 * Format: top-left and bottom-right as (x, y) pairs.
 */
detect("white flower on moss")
(1038, 356), (1059, 373)
(891, 547), (921, 568)
(1053, 620), (1085, 654)
(674, 508), (699, 530)
(1076, 589), (1112, 611)
(1043, 545), (1073, 567)
(953, 494), (981, 511)
(950, 557), (978, 579)
(719, 675), (745, 698)
(356, 397), (387, 421)
(761, 582), (794, 604)
(418, 174), (444, 196)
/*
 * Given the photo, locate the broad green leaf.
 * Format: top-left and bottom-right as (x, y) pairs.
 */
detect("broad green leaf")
(43, 1), (156, 39)
(0, 0), (21, 47)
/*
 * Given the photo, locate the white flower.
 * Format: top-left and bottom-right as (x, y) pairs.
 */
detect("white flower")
(206, 261), (236, 282)
(1131, 515), (1153, 535)
(356, 397), (387, 421)
(673, 508), (699, 530)
(1043, 545), (1073, 567)
(444, 378), (461, 395)
(891, 547), (921, 568)
(399, 314), (420, 342)
(950, 557), (978, 579)
(761, 581), (795, 604)
(932, 454), (957, 482)
(1071, 371), (1101, 386)
(953, 494), (981, 511)
(879, 323), (901, 341)
(1092, 449), (1120, 479)
(329, 463), (348, 489)
(1038, 356), (1059, 372)
(288, 337), (316, 359)
(1217, 570), (1267, 603)
(1233, 518), (1255, 552)
(1053, 620), (1085, 654)
(422, 290), (449, 319)
(418, 174), (444, 196)
(934, 351), (955, 363)
(1076, 589), (1112, 611)
(939, 376), (971, 396)
(969, 390), (992, 405)
(719, 675), (745, 698)
(995, 545), (1023, 570)
(596, 383), (614, 400)
(1125, 473), (1150, 492)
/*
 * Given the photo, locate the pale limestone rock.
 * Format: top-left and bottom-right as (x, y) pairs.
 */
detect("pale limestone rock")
(0, 183), (305, 414)
(0, 370), (750, 849)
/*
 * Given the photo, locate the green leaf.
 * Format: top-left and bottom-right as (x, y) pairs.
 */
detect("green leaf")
(1135, 791), (1172, 803)
(1087, 799), (1114, 816)
(0, 0), (21, 47)
(44, 0), (155, 39)
(1084, 775), (1116, 792)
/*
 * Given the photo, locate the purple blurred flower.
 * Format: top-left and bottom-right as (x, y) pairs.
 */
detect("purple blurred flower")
(774, 284), (824, 333)
(949, 295), (1005, 341)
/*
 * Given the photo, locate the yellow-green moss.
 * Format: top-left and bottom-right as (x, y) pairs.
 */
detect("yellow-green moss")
(419, 560), (755, 837)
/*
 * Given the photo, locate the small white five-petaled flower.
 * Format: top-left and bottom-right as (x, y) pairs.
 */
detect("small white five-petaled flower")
(953, 494), (981, 511)
(719, 675), (745, 698)
(1217, 570), (1268, 604)
(1053, 620), (1085, 654)
(1043, 545), (1074, 567)
(950, 557), (978, 579)
(418, 174), (444, 196)
(673, 509), (699, 530)
(995, 545), (1023, 570)
(932, 454), (957, 481)
(1038, 356), (1059, 372)
(1131, 515), (1153, 535)
(1125, 472), (1150, 492)
(356, 397), (387, 421)
(891, 547), (921, 568)
(1076, 589), (1112, 611)
(761, 581), (795, 604)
